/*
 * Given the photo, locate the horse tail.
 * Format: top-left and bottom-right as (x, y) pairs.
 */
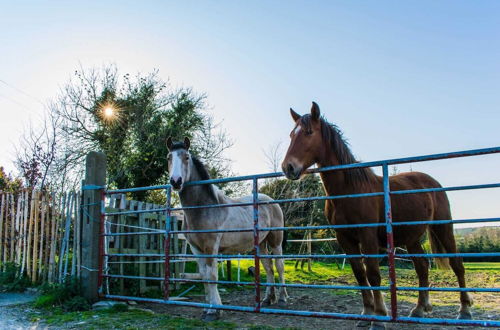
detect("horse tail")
(428, 225), (451, 269)
(282, 230), (288, 250)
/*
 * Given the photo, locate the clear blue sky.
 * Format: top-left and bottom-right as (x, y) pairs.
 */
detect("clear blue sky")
(1, 1), (499, 226)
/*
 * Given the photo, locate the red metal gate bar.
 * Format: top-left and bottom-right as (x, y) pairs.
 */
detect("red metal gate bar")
(97, 188), (106, 295)
(252, 178), (261, 311)
(164, 185), (172, 300)
(383, 164), (398, 321)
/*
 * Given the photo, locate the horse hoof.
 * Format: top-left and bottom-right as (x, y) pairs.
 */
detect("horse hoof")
(369, 322), (386, 330)
(458, 311), (472, 320)
(277, 298), (287, 308)
(202, 312), (220, 322)
(409, 308), (424, 318)
(261, 299), (272, 307)
(408, 308), (424, 317)
(356, 320), (371, 328)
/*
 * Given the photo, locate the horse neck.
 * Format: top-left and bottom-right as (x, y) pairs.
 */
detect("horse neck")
(317, 148), (373, 196)
(178, 169), (224, 231)
(179, 171), (218, 208)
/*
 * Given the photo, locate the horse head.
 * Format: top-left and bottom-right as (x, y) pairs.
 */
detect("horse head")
(167, 136), (192, 191)
(282, 101), (324, 180)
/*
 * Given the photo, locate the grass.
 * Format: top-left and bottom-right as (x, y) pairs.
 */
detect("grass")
(142, 260), (499, 307)
(31, 304), (277, 329)
(30, 261), (499, 329)
(216, 260), (500, 309)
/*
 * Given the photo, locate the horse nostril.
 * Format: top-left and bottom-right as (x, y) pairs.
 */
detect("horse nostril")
(170, 177), (182, 188)
(287, 163), (295, 174)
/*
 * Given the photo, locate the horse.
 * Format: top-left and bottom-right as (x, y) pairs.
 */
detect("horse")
(166, 137), (288, 321)
(281, 102), (472, 329)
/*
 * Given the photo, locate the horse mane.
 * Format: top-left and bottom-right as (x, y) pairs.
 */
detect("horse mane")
(170, 142), (218, 200)
(300, 114), (374, 186)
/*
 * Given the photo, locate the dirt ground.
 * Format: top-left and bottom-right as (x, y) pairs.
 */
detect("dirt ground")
(0, 292), (39, 330)
(144, 288), (500, 330)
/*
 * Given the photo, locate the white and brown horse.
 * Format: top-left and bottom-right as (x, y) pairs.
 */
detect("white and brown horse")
(167, 137), (287, 321)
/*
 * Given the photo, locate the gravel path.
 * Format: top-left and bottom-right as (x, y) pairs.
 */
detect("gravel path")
(0, 292), (39, 330)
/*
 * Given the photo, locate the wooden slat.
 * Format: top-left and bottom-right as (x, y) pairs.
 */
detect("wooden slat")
(0, 194), (5, 269)
(26, 192), (35, 279)
(10, 194), (15, 262)
(62, 192), (74, 281)
(57, 193), (67, 282)
(48, 192), (58, 282)
(38, 193), (46, 278)
(74, 192), (81, 277)
(43, 193), (51, 282)
(21, 190), (30, 275)
(32, 191), (40, 282)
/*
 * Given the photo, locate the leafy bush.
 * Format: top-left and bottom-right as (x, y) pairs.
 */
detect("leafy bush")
(35, 276), (89, 311)
(0, 262), (31, 292)
(64, 296), (91, 312)
(109, 302), (129, 312)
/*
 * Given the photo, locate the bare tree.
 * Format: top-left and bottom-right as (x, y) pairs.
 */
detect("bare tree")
(16, 108), (63, 190)
(263, 141), (284, 173)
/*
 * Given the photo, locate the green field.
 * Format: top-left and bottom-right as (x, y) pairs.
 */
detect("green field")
(31, 261), (500, 329)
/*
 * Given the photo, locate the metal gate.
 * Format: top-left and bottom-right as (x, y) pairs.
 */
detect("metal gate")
(92, 146), (500, 327)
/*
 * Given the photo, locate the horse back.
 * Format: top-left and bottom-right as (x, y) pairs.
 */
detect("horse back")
(387, 171), (450, 246)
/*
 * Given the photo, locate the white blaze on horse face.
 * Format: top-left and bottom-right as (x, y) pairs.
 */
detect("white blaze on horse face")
(170, 150), (185, 184)
(294, 124), (301, 135)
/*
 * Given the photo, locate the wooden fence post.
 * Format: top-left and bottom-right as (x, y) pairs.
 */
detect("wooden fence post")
(81, 152), (106, 303)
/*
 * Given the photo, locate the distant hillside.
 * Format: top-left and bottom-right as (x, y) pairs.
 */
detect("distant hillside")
(454, 226), (499, 262)
(455, 228), (478, 236)
(455, 226), (500, 240)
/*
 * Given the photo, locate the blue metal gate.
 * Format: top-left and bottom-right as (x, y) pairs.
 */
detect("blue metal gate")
(89, 146), (500, 327)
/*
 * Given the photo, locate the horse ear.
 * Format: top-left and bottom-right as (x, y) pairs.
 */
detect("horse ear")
(167, 137), (173, 151)
(311, 101), (320, 120)
(290, 108), (301, 122)
(184, 137), (191, 150)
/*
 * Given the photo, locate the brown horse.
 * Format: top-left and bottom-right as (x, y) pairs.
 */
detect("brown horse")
(281, 102), (472, 329)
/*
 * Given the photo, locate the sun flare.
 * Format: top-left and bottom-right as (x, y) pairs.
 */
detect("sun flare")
(99, 103), (121, 124)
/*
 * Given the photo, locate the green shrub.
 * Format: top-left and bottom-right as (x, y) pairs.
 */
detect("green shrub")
(35, 276), (89, 311)
(0, 262), (31, 292)
(64, 296), (90, 312)
(109, 302), (129, 312)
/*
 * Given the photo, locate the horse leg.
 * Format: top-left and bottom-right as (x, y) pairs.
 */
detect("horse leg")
(406, 242), (432, 317)
(337, 233), (374, 328)
(260, 242), (277, 306)
(201, 257), (223, 321)
(360, 237), (387, 330)
(271, 244), (288, 306)
(449, 256), (473, 319)
(432, 224), (473, 319)
(193, 250), (211, 317)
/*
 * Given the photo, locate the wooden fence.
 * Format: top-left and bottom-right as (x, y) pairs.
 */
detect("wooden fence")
(104, 194), (189, 295)
(0, 189), (193, 293)
(0, 190), (82, 284)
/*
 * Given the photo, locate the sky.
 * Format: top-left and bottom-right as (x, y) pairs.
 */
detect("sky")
(0, 1), (499, 227)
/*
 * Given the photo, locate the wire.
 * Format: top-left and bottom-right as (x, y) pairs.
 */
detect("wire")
(0, 79), (45, 105)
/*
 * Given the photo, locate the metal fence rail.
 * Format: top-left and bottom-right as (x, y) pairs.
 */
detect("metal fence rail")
(90, 146), (500, 328)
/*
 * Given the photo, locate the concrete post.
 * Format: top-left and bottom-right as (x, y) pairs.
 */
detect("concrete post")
(81, 152), (106, 302)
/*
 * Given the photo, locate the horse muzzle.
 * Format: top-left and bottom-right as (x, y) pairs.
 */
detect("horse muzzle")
(282, 162), (302, 180)
(170, 177), (183, 191)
